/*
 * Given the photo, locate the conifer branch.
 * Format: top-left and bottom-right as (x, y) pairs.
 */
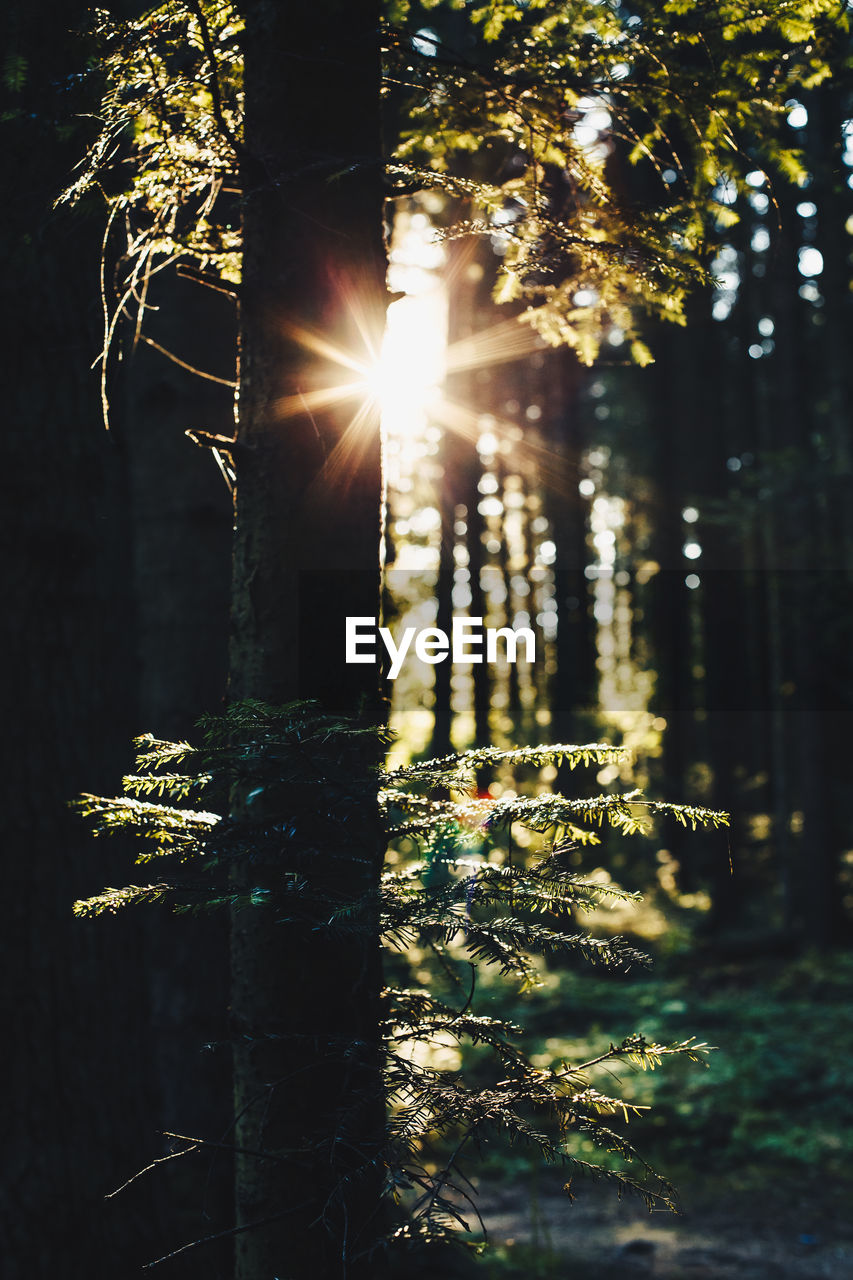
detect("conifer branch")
(74, 701), (729, 1246)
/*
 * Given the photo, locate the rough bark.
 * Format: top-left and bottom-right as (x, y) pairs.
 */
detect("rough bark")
(232, 1), (386, 713)
(229, 4), (388, 1276)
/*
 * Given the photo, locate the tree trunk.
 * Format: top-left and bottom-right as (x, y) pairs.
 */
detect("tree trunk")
(1, 5), (161, 1271)
(647, 327), (694, 884)
(229, 3), (388, 1275)
(122, 267), (235, 1260)
(545, 349), (593, 750)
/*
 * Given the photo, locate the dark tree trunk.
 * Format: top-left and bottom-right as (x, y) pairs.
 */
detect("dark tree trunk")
(468, 477), (492, 748)
(646, 327), (695, 884)
(121, 269), (235, 1259)
(789, 84), (853, 945)
(232, 2), (386, 713)
(1, 5), (161, 1272)
(697, 305), (751, 934)
(229, 4), (388, 1275)
(545, 350), (593, 749)
(1, 204), (151, 1280)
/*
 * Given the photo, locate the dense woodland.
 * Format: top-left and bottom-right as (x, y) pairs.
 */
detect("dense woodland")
(3, 1), (853, 1277)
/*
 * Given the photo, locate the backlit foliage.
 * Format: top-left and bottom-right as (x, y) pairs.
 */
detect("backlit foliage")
(75, 702), (727, 1245)
(65, 4), (242, 273)
(385, 0), (843, 360)
(61, 2), (243, 422)
(61, 0), (844, 386)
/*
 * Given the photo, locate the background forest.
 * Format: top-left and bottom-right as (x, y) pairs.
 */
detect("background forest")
(3, 0), (853, 1277)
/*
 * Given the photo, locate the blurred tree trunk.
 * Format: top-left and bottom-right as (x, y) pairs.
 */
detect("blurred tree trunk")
(121, 268), (235, 1259)
(432, 240), (485, 757)
(646, 326), (694, 883)
(1, 169), (150, 1280)
(1, 3), (166, 1272)
(696, 301), (751, 934)
(229, 3), (388, 1276)
(791, 82), (853, 945)
(545, 350), (594, 749)
(468, 471), (492, 749)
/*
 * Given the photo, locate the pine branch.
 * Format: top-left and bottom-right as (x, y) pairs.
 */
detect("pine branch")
(73, 702), (726, 1247)
(382, 741), (631, 787)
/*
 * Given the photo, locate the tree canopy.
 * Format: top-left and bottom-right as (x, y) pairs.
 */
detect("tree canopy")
(64, 0), (846, 383)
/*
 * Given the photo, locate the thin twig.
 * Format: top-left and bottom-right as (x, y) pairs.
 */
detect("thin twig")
(106, 1142), (199, 1199)
(92, 249), (180, 429)
(142, 1210), (292, 1269)
(160, 1129), (292, 1165)
(131, 247), (153, 354)
(98, 199), (122, 430)
(458, 961), (476, 1018)
(175, 262), (239, 299)
(137, 334), (238, 387)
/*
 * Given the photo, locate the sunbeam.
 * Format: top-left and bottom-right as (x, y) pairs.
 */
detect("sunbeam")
(445, 315), (544, 375)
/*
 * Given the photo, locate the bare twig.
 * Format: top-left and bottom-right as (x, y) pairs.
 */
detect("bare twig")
(175, 262), (239, 299)
(143, 1210), (292, 1269)
(160, 1129), (291, 1164)
(137, 333), (238, 388)
(106, 1141), (199, 1199)
(185, 429), (238, 450)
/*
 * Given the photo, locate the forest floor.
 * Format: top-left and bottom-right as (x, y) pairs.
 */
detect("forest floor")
(458, 949), (853, 1279)
(476, 1175), (853, 1278)
(413, 949), (853, 1279)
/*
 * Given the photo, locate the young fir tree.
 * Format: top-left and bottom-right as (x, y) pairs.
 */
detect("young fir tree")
(75, 701), (727, 1269)
(62, 1), (843, 1274)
